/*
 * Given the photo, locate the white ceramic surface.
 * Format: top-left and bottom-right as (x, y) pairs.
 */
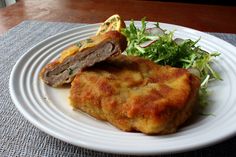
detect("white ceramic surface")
(9, 21), (236, 155)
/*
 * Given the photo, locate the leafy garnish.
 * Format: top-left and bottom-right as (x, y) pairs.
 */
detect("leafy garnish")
(68, 68), (73, 75)
(122, 18), (222, 107)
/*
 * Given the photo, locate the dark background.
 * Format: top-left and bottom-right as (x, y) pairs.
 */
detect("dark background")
(149, 0), (236, 6)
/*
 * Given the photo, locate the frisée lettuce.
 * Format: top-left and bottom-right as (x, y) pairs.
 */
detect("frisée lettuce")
(121, 18), (222, 108)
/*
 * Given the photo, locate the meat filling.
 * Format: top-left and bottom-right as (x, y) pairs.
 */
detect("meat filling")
(42, 41), (119, 87)
(40, 31), (127, 87)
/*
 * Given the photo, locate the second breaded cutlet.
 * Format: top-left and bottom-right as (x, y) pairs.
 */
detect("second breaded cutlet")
(70, 55), (200, 134)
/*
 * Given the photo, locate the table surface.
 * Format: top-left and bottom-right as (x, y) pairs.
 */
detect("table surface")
(0, 0), (236, 35)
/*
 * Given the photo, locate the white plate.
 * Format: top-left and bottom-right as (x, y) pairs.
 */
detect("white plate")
(9, 21), (236, 155)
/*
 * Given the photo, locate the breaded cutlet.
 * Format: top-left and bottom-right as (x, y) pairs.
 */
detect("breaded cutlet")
(70, 55), (200, 134)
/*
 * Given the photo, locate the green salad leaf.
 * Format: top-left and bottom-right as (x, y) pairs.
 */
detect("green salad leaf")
(121, 18), (222, 108)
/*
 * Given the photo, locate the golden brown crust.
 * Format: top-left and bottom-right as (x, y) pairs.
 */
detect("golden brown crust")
(70, 55), (200, 134)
